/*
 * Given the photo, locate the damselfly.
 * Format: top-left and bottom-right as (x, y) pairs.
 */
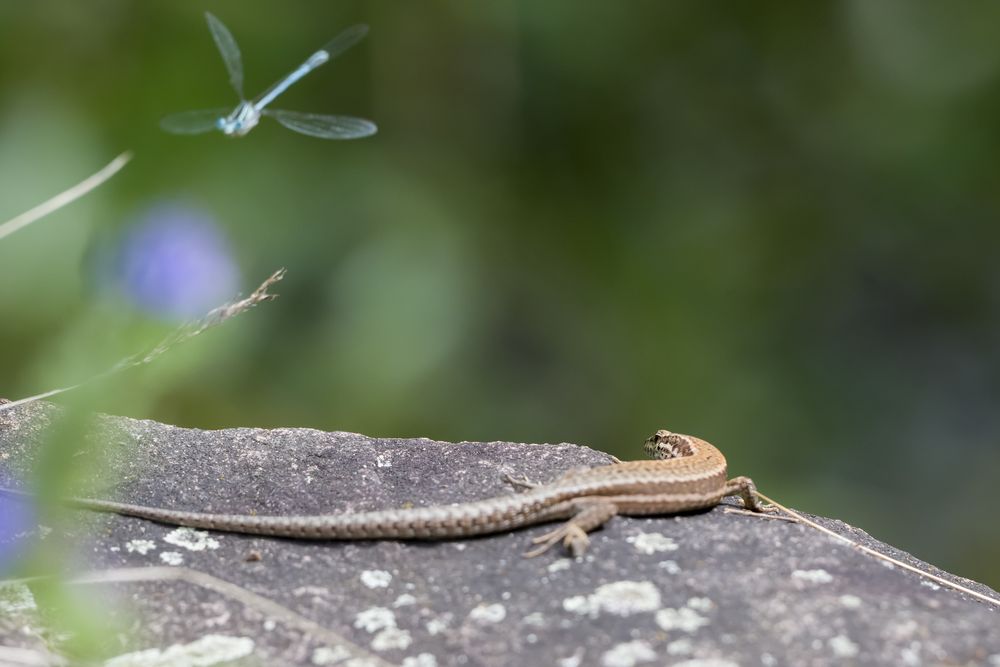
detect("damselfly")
(161, 13), (377, 140)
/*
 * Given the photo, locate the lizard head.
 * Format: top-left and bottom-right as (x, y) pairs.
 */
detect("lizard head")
(643, 429), (695, 460)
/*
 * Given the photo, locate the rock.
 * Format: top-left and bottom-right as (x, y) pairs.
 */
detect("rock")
(1, 402), (999, 666)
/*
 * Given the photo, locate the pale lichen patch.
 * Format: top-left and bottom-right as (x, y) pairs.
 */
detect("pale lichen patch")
(601, 640), (656, 667)
(360, 569), (392, 589)
(901, 641), (923, 666)
(159, 551), (183, 566)
(468, 602), (506, 624)
(354, 607), (396, 633)
(125, 539), (156, 555)
(522, 612), (545, 627)
(839, 594), (862, 609)
(425, 615), (450, 636)
(103, 634), (254, 667)
(547, 559), (572, 574)
(563, 580), (661, 618)
(558, 648), (585, 667)
(163, 527), (220, 551)
(791, 569), (833, 585)
(372, 627), (412, 652)
(658, 560), (681, 574)
(686, 597), (714, 613)
(655, 606), (710, 633)
(626, 532), (678, 555)
(354, 607), (412, 652)
(828, 634), (859, 658)
(311, 645), (351, 665)
(666, 638), (693, 655)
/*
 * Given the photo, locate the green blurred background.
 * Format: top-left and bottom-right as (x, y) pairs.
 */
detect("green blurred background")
(1, 1), (998, 589)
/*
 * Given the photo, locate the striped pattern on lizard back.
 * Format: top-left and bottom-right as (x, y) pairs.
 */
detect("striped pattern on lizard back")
(0, 429), (766, 556)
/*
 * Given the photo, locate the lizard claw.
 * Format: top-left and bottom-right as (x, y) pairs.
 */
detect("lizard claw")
(523, 524), (590, 558)
(755, 501), (780, 515)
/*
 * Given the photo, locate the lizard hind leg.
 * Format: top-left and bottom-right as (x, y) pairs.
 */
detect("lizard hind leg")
(523, 501), (619, 558)
(723, 476), (773, 513)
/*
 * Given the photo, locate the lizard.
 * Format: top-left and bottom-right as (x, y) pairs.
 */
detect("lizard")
(0, 429), (767, 557)
(6, 429), (999, 607)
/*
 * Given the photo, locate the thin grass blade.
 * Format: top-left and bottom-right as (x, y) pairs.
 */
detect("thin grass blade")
(0, 152), (131, 242)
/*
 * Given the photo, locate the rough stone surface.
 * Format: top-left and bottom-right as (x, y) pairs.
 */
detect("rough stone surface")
(1, 402), (999, 667)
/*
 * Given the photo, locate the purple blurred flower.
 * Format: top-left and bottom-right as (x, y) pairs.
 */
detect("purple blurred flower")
(0, 492), (35, 574)
(117, 203), (240, 320)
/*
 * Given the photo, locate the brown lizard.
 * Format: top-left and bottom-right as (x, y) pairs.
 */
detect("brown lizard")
(0, 429), (766, 557)
(5, 429), (998, 607)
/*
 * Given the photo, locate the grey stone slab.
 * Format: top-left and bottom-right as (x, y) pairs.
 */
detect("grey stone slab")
(1, 402), (998, 667)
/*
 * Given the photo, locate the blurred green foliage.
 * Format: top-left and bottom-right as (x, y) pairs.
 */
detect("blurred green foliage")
(1, 1), (998, 591)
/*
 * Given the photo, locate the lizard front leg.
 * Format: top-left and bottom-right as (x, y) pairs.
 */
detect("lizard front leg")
(502, 473), (540, 491)
(502, 465), (600, 492)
